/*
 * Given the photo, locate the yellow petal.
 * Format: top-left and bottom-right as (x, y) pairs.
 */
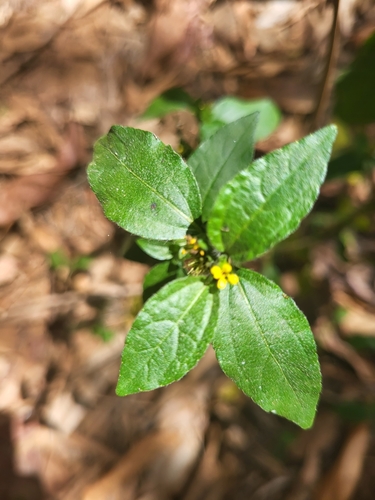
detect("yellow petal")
(227, 273), (239, 285)
(217, 278), (228, 290)
(210, 265), (222, 279)
(221, 262), (232, 274)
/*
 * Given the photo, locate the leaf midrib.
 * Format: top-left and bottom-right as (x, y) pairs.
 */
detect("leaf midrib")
(237, 281), (303, 407)
(109, 129), (193, 225)
(225, 148), (317, 254)
(201, 121), (254, 209)
(131, 284), (207, 375)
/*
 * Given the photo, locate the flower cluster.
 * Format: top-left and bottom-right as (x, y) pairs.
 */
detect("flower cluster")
(210, 262), (239, 290)
(180, 236), (205, 258)
(180, 235), (208, 276)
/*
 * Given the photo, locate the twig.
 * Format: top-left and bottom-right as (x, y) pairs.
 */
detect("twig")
(310, 0), (341, 131)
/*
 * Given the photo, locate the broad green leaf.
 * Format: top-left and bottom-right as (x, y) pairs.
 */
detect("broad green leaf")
(335, 33), (375, 125)
(88, 126), (201, 241)
(137, 238), (173, 260)
(141, 88), (197, 119)
(213, 269), (321, 428)
(207, 125), (337, 263)
(200, 97), (281, 142)
(116, 277), (216, 395)
(143, 261), (182, 301)
(188, 113), (258, 221)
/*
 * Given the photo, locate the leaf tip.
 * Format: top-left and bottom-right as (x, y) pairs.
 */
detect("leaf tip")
(325, 123), (338, 140)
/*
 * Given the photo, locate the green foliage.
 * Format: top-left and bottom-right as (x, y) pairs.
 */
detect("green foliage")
(136, 238), (174, 260)
(335, 33), (375, 125)
(188, 113), (258, 220)
(200, 96), (281, 142)
(48, 250), (91, 272)
(116, 277), (216, 395)
(207, 126), (337, 263)
(141, 88), (198, 119)
(92, 324), (114, 342)
(140, 89), (280, 144)
(213, 269), (321, 429)
(87, 126), (201, 240)
(142, 260), (183, 301)
(88, 110), (337, 429)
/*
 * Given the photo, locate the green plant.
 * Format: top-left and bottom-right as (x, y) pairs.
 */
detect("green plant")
(88, 113), (337, 429)
(141, 90), (281, 144)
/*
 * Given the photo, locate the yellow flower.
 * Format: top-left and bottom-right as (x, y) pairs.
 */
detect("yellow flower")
(221, 262), (232, 274)
(217, 277), (228, 290)
(227, 273), (239, 285)
(210, 262), (239, 288)
(210, 265), (223, 280)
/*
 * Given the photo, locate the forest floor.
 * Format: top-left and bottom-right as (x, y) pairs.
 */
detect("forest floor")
(0, 1), (375, 499)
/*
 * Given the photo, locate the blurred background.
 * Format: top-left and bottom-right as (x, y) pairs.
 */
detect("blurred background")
(0, 0), (375, 499)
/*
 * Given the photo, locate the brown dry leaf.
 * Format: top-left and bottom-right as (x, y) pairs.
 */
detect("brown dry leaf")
(334, 290), (375, 337)
(182, 424), (225, 500)
(142, 0), (211, 79)
(14, 421), (118, 499)
(38, 183), (115, 255)
(286, 412), (341, 500)
(314, 318), (375, 385)
(0, 123), (86, 227)
(315, 424), (370, 500)
(83, 381), (209, 500)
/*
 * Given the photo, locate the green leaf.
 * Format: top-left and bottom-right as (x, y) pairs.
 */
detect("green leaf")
(137, 238), (173, 260)
(88, 126), (202, 241)
(143, 261), (179, 290)
(200, 97), (281, 142)
(116, 277), (216, 395)
(188, 113), (258, 220)
(141, 88), (197, 119)
(207, 125), (337, 263)
(143, 261), (182, 301)
(213, 269), (321, 428)
(335, 33), (375, 125)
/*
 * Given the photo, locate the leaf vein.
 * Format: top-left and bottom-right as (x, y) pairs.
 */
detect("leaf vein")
(109, 129), (193, 225)
(226, 150), (315, 253)
(238, 282), (303, 406)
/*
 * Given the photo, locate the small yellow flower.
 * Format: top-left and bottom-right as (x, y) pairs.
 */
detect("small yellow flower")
(181, 248), (187, 256)
(189, 237), (197, 245)
(227, 273), (239, 285)
(210, 265), (222, 279)
(210, 262), (239, 288)
(217, 277), (228, 290)
(221, 262), (232, 274)
(199, 250), (205, 256)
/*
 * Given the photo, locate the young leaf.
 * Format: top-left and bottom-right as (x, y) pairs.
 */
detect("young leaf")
(143, 261), (182, 301)
(140, 88), (197, 119)
(188, 113), (259, 221)
(213, 269), (321, 429)
(200, 97), (281, 142)
(137, 238), (173, 261)
(88, 126), (201, 241)
(207, 125), (337, 263)
(116, 277), (216, 396)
